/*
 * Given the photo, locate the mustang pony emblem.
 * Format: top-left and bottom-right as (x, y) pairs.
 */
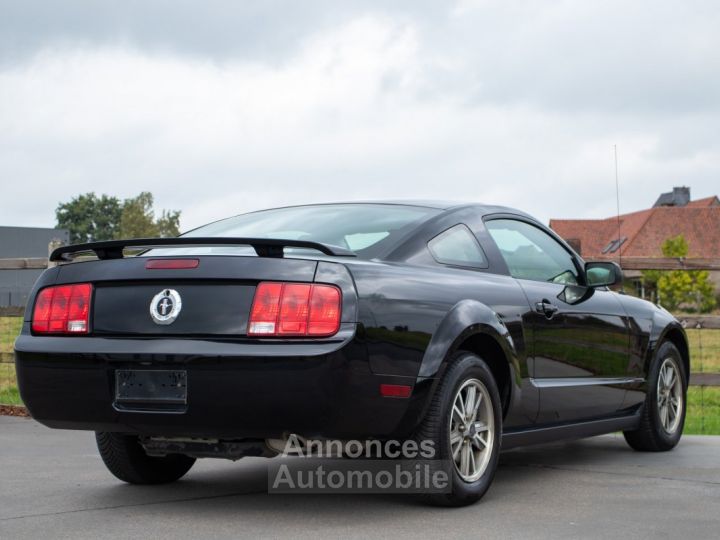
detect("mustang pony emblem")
(149, 289), (182, 325)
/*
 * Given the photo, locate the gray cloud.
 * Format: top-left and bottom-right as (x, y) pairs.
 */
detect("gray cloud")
(0, 0), (445, 63)
(0, 1), (718, 232)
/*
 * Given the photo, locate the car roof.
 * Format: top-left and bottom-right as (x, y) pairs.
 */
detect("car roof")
(248, 200), (534, 219)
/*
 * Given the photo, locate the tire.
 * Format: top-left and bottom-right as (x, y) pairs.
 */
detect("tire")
(95, 432), (196, 484)
(623, 341), (687, 452)
(415, 351), (502, 506)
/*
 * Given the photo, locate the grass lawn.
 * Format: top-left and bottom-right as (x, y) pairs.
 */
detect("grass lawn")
(686, 328), (720, 373)
(1, 317), (23, 405)
(685, 387), (720, 435)
(0, 362), (21, 406)
(0, 316), (22, 355)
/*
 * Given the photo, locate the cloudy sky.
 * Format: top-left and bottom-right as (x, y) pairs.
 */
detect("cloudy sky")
(1, 0), (719, 232)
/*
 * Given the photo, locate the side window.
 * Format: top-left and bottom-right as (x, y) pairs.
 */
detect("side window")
(485, 219), (579, 284)
(427, 225), (487, 269)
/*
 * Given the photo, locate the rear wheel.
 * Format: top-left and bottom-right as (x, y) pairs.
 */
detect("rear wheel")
(623, 341), (687, 452)
(415, 351), (502, 506)
(96, 432), (196, 484)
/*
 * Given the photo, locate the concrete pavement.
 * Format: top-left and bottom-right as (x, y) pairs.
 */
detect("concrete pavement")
(1, 415), (718, 539)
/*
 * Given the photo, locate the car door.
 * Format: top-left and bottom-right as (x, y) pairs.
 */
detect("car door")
(484, 217), (631, 423)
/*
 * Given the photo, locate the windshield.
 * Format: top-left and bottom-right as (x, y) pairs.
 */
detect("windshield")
(147, 204), (440, 258)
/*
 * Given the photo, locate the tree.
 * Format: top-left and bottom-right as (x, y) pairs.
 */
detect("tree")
(56, 192), (181, 243)
(56, 193), (122, 244)
(116, 192), (181, 239)
(156, 209), (181, 237)
(642, 235), (717, 313)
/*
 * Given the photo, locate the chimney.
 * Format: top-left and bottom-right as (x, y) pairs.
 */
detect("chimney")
(653, 186), (691, 207)
(672, 186), (690, 206)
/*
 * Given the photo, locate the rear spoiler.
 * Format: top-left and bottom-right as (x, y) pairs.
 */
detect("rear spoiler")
(49, 237), (357, 262)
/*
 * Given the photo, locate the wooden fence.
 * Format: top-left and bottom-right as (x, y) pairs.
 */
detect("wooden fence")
(678, 316), (720, 330)
(0, 258), (49, 270)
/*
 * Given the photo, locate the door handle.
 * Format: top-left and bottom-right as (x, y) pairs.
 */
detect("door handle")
(535, 299), (559, 318)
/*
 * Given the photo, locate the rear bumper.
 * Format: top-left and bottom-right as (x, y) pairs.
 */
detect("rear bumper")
(14, 330), (432, 440)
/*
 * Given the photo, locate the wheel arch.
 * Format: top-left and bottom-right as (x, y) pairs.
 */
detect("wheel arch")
(657, 323), (690, 382)
(454, 333), (513, 417)
(418, 300), (519, 418)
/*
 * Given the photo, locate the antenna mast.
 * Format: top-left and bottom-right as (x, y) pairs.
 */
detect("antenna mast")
(614, 144), (621, 267)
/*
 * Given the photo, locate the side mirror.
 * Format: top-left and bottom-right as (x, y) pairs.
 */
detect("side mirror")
(585, 261), (623, 288)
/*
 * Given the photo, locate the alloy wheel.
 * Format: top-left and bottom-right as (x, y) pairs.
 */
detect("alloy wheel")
(449, 378), (495, 482)
(657, 357), (683, 434)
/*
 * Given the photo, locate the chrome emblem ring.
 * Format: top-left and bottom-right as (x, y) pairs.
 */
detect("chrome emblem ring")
(150, 289), (182, 325)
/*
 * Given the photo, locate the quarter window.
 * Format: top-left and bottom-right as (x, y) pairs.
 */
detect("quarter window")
(485, 219), (579, 284)
(427, 225), (487, 268)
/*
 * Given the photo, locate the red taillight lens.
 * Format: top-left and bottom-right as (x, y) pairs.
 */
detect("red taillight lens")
(248, 282), (341, 337)
(31, 288), (54, 333)
(32, 283), (92, 335)
(278, 284), (311, 335)
(248, 282), (283, 335)
(308, 284), (341, 336)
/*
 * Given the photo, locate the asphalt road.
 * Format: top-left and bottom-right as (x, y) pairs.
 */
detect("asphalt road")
(1, 416), (718, 540)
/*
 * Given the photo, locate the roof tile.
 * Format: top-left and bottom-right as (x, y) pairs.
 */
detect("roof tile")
(550, 202), (720, 258)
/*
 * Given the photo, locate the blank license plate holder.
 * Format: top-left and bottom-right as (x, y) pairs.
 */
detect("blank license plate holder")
(115, 370), (188, 405)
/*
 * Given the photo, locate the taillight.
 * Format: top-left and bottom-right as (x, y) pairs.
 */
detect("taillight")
(32, 283), (92, 335)
(248, 282), (341, 337)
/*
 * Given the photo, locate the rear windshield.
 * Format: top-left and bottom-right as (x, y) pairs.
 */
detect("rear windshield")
(147, 204), (440, 257)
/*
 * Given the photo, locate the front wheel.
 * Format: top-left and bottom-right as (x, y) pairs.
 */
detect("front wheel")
(623, 341), (687, 452)
(96, 432), (196, 484)
(415, 351), (502, 506)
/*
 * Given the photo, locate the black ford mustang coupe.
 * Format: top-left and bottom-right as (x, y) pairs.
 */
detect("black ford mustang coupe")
(15, 202), (688, 505)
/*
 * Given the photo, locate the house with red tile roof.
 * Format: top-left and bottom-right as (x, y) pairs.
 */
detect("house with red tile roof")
(549, 187), (720, 296)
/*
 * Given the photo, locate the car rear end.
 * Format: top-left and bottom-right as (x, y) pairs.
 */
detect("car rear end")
(14, 252), (423, 441)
